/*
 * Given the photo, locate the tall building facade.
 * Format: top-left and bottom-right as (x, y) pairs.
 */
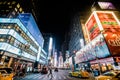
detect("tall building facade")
(61, 32), (70, 61)
(0, 0), (47, 70)
(0, 0), (25, 18)
(75, 1), (120, 73)
(0, 15), (42, 67)
(68, 13), (85, 56)
(43, 33), (56, 59)
(0, 0), (38, 22)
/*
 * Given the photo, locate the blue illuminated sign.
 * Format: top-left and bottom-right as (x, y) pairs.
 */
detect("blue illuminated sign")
(18, 13), (44, 47)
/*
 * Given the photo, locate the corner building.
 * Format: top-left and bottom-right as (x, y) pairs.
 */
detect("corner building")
(75, 1), (120, 73)
(0, 15), (44, 72)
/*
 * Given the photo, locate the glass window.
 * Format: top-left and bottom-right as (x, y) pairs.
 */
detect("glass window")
(17, 3), (20, 8)
(0, 29), (9, 34)
(19, 8), (22, 12)
(12, 1), (16, 4)
(9, 6), (12, 8)
(15, 8), (17, 12)
(0, 43), (9, 50)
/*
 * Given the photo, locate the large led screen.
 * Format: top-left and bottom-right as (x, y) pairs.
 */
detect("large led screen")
(103, 31), (120, 56)
(97, 11), (120, 30)
(75, 34), (110, 63)
(91, 34), (110, 58)
(83, 43), (96, 61)
(96, 11), (120, 56)
(75, 50), (87, 64)
(85, 14), (101, 41)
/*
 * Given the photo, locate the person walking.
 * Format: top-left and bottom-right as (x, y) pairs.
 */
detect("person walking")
(47, 60), (53, 79)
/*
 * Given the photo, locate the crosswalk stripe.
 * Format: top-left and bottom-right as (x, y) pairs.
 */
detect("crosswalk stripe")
(25, 74), (41, 79)
(66, 75), (72, 79)
(38, 75), (46, 79)
(53, 74), (57, 79)
(63, 76), (66, 79)
(58, 76), (61, 79)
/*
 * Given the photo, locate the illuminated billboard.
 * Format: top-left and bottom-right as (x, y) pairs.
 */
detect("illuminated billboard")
(75, 34), (110, 63)
(98, 2), (115, 9)
(90, 34), (110, 58)
(75, 50), (87, 64)
(85, 11), (120, 42)
(85, 13), (101, 41)
(81, 23), (89, 44)
(95, 11), (120, 56)
(96, 11), (120, 30)
(103, 31), (120, 56)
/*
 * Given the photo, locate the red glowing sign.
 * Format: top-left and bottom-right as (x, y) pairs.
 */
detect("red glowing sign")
(103, 31), (120, 56)
(97, 11), (120, 56)
(97, 12), (120, 30)
(85, 14), (101, 41)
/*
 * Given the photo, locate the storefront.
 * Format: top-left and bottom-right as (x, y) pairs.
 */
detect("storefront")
(90, 57), (114, 73)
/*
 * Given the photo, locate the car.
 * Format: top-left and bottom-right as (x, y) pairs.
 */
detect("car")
(54, 68), (58, 72)
(69, 69), (90, 78)
(95, 71), (120, 80)
(41, 66), (48, 74)
(0, 67), (15, 80)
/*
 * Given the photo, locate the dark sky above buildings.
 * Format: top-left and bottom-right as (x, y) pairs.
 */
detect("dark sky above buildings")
(31, 0), (119, 50)
(30, 0), (120, 50)
(37, 0), (94, 33)
(33, 0), (95, 49)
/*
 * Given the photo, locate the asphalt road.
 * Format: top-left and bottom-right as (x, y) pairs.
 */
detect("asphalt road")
(14, 70), (95, 80)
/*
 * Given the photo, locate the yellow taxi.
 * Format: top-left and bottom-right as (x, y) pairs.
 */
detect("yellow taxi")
(0, 67), (15, 80)
(69, 69), (90, 78)
(95, 71), (120, 80)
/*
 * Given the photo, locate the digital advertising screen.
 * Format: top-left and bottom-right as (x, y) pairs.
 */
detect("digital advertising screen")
(96, 11), (120, 56)
(103, 31), (120, 56)
(75, 50), (87, 64)
(91, 34), (110, 58)
(97, 11), (120, 30)
(85, 14), (101, 41)
(83, 44), (96, 61)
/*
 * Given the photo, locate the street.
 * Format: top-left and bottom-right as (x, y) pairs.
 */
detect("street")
(14, 70), (95, 80)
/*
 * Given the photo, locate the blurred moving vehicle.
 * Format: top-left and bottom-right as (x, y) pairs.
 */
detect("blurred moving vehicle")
(95, 71), (120, 80)
(41, 65), (48, 74)
(54, 68), (58, 72)
(0, 67), (15, 80)
(69, 69), (90, 78)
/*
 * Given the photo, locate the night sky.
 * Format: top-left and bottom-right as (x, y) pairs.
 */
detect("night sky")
(32, 0), (95, 50)
(32, 0), (120, 50)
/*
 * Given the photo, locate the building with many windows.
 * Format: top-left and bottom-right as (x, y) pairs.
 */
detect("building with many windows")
(68, 13), (85, 56)
(0, 13), (47, 72)
(75, 1), (120, 73)
(0, 0), (25, 18)
(0, 0), (38, 22)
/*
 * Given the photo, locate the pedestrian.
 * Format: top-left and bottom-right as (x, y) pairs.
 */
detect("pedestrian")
(47, 60), (53, 78)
